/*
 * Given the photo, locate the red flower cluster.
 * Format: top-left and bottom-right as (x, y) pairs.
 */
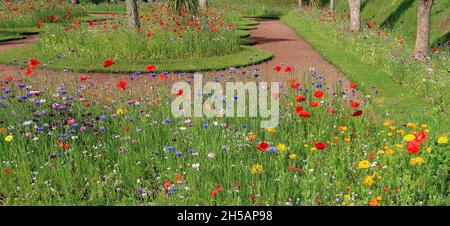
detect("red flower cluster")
(406, 131), (428, 154)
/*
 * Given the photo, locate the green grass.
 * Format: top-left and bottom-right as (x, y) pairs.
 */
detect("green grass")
(0, 33), (25, 42)
(281, 11), (449, 135)
(82, 2), (127, 14)
(0, 0), (86, 29)
(333, 0), (450, 45)
(0, 43), (271, 73)
(0, 64), (448, 206)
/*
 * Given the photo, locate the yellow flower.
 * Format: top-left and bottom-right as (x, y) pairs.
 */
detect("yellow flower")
(385, 149), (395, 156)
(403, 134), (416, 142)
(250, 164), (263, 174)
(376, 196), (383, 201)
(116, 108), (125, 115)
(288, 153), (297, 160)
(277, 143), (287, 152)
(407, 123), (416, 129)
(395, 144), (403, 150)
(309, 147), (318, 152)
(104, 97), (113, 104)
(338, 126), (347, 132)
(266, 128), (276, 134)
(387, 132), (393, 137)
(396, 130), (404, 135)
(348, 203), (354, 206)
(344, 194), (351, 200)
(303, 144), (309, 148)
(410, 157), (424, 166)
(426, 147), (432, 153)
(389, 126), (396, 130)
(363, 175), (375, 186)
(344, 137), (351, 143)
(4, 135), (13, 142)
(420, 124), (427, 129)
(437, 136), (448, 145)
(358, 160), (371, 169)
(383, 120), (395, 126)
(377, 150), (384, 155)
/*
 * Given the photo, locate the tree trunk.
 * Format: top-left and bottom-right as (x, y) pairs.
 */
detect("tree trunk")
(199, 0), (208, 10)
(414, 0), (433, 60)
(348, 0), (361, 32)
(110, 0), (118, 4)
(330, 0), (335, 11)
(298, 0), (302, 8)
(126, 0), (140, 30)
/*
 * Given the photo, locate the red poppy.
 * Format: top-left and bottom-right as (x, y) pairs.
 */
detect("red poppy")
(39, 18), (44, 23)
(176, 90), (183, 96)
(295, 105), (303, 114)
(406, 140), (421, 154)
(210, 190), (218, 197)
(80, 76), (88, 82)
(291, 83), (300, 89)
(350, 101), (360, 108)
(3, 169), (11, 175)
(158, 73), (168, 80)
(29, 58), (40, 68)
(256, 141), (269, 152)
(314, 142), (327, 150)
(314, 90), (324, 98)
(294, 95), (306, 102)
(414, 131), (427, 143)
(103, 59), (115, 68)
(49, 15), (55, 20)
(367, 23), (372, 29)
(61, 143), (70, 150)
(350, 82), (357, 89)
(273, 65), (282, 72)
(36, 24), (41, 29)
(284, 66), (293, 72)
(146, 64), (156, 72)
(352, 110), (363, 117)
(310, 101), (320, 107)
(163, 181), (171, 190)
(433, 47), (438, 54)
(117, 80), (128, 90)
(25, 68), (33, 76)
(299, 110), (311, 117)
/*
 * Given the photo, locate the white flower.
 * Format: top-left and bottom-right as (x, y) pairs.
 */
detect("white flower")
(207, 153), (215, 158)
(192, 163), (200, 169)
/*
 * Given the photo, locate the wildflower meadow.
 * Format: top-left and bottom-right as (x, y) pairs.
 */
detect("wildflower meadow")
(0, 0), (448, 207)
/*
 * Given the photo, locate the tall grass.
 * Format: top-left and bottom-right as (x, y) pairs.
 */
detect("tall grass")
(37, 4), (241, 61)
(0, 0), (86, 29)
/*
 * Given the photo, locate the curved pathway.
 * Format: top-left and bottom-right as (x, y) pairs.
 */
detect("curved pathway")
(0, 18), (350, 91)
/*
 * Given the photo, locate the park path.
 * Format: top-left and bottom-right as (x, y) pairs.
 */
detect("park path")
(249, 19), (347, 85)
(0, 18), (350, 90)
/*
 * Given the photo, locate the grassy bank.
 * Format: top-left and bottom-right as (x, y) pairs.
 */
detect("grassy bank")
(281, 10), (449, 135)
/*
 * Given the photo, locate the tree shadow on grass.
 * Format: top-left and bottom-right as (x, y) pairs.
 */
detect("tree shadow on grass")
(380, 0), (415, 29)
(431, 32), (450, 47)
